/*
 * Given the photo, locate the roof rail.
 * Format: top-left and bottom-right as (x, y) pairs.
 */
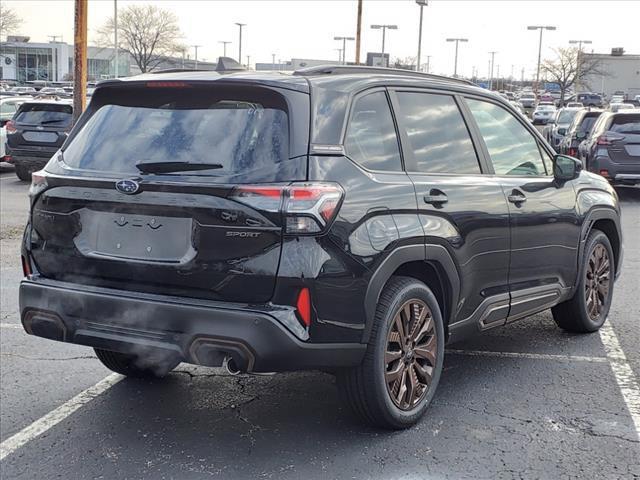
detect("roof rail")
(293, 64), (475, 86)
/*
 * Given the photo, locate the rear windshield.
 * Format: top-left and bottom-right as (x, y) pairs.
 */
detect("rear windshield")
(557, 110), (578, 123)
(610, 115), (640, 134)
(62, 88), (289, 175)
(15, 103), (72, 127)
(579, 115), (599, 133)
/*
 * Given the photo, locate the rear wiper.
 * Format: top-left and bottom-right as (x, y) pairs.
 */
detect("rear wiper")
(40, 119), (68, 124)
(136, 161), (224, 174)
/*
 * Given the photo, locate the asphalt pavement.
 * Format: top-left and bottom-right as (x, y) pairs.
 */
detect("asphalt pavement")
(1, 171), (639, 480)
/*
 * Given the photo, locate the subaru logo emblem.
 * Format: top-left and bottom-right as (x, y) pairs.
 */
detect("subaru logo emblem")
(115, 179), (140, 195)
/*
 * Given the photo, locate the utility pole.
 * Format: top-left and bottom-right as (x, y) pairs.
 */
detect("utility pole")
(489, 51), (497, 90)
(446, 37), (468, 77)
(191, 45), (201, 69)
(73, 0), (87, 124)
(527, 25), (556, 95)
(235, 23), (246, 65)
(113, 0), (118, 78)
(334, 36), (355, 65)
(219, 41), (231, 57)
(496, 64), (500, 90)
(246, 55), (250, 69)
(371, 24), (398, 67)
(335, 48), (343, 63)
(272, 53), (276, 71)
(569, 39), (592, 97)
(355, 0), (363, 64)
(416, 0), (428, 72)
(426, 55), (431, 74)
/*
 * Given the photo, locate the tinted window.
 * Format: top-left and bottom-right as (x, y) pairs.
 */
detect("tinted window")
(15, 103), (72, 127)
(396, 92), (480, 174)
(344, 91), (401, 171)
(63, 96), (288, 175)
(557, 110), (578, 124)
(610, 114), (640, 134)
(467, 98), (547, 176)
(579, 115), (600, 135)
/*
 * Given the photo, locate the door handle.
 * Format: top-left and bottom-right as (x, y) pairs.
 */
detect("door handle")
(507, 192), (527, 204)
(424, 192), (448, 205)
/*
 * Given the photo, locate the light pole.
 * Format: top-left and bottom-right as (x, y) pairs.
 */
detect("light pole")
(334, 48), (343, 63)
(425, 55), (431, 74)
(569, 39), (592, 97)
(370, 24), (397, 67)
(235, 22), (246, 65)
(191, 45), (201, 69)
(446, 38), (468, 77)
(272, 53), (276, 71)
(489, 51), (497, 90)
(113, 0), (118, 78)
(218, 41), (231, 58)
(334, 36), (355, 64)
(527, 25), (556, 95)
(416, 0), (428, 72)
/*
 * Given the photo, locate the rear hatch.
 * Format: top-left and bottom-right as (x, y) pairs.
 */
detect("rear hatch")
(28, 80), (310, 303)
(604, 113), (640, 164)
(8, 102), (72, 153)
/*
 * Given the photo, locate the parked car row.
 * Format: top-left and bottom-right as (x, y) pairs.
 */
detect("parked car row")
(550, 106), (640, 185)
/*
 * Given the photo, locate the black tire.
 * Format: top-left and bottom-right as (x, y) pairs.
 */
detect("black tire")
(15, 164), (33, 182)
(94, 348), (180, 378)
(552, 229), (614, 333)
(337, 276), (445, 429)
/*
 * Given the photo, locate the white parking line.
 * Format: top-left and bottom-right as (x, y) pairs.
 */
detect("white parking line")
(599, 321), (640, 437)
(0, 323), (22, 329)
(0, 373), (122, 461)
(445, 349), (608, 363)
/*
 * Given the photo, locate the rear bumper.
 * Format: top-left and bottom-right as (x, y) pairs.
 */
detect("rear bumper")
(19, 278), (365, 372)
(589, 155), (640, 184)
(5, 146), (54, 167)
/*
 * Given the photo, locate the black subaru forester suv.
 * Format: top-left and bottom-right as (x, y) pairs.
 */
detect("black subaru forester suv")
(20, 66), (622, 429)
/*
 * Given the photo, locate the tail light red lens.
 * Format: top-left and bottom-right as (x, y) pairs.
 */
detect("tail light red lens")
(5, 120), (17, 134)
(296, 287), (312, 327)
(568, 148), (577, 157)
(599, 169), (610, 178)
(231, 182), (344, 235)
(597, 133), (625, 145)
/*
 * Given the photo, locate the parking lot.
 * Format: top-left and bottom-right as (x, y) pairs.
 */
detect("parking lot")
(0, 168), (639, 479)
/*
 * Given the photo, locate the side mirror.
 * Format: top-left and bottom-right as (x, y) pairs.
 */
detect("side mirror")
(575, 131), (587, 140)
(554, 154), (582, 182)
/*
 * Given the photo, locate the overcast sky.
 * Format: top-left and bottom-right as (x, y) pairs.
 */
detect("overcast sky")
(4, 0), (640, 77)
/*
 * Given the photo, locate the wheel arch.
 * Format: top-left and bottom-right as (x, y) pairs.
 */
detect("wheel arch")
(362, 244), (460, 343)
(578, 208), (622, 284)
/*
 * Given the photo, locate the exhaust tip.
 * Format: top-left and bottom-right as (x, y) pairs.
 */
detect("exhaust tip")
(223, 356), (241, 375)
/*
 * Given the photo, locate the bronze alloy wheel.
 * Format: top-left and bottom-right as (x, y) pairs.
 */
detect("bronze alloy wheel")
(385, 299), (437, 410)
(585, 243), (611, 321)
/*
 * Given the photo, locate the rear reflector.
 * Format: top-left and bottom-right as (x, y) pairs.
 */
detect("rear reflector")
(296, 287), (312, 327)
(21, 255), (32, 277)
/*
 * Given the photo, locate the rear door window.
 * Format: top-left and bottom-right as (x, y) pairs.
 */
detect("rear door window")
(63, 89), (289, 175)
(395, 92), (480, 174)
(344, 90), (402, 171)
(15, 103), (72, 127)
(466, 98), (548, 176)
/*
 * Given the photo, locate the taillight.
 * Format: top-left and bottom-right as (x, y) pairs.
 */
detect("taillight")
(29, 170), (49, 198)
(599, 169), (610, 178)
(597, 133), (625, 145)
(231, 182), (344, 235)
(5, 120), (16, 134)
(568, 148), (577, 157)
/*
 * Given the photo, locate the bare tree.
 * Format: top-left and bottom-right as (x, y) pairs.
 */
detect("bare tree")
(97, 5), (182, 73)
(541, 47), (608, 103)
(0, 6), (23, 39)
